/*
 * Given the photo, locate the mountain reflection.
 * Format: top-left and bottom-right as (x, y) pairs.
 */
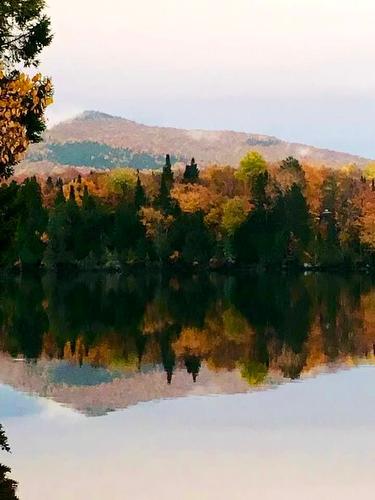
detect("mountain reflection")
(0, 272), (374, 415)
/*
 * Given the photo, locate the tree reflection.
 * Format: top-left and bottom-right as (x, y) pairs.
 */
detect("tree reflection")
(0, 272), (375, 386)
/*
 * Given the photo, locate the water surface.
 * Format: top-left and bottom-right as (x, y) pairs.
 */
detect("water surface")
(0, 272), (374, 499)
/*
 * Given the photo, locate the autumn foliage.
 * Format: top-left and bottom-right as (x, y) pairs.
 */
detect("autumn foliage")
(2, 152), (375, 270)
(0, 67), (53, 178)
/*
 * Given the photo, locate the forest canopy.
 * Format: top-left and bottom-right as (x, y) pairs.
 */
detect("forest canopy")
(1, 153), (375, 271)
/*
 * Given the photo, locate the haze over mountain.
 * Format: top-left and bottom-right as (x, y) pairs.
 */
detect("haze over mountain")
(18, 110), (371, 176)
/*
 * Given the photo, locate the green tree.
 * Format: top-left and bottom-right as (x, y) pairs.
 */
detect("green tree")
(77, 186), (109, 265)
(112, 203), (147, 264)
(236, 151), (267, 182)
(183, 158), (199, 183)
(156, 156), (178, 213)
(0, 0), (52, 67)
(179, 212), (213, 265)
(44, 185), (81, 268)
(236, 152), (269, 207)
(315, 175), (342, 266)
(14, 177), (47, 267)
(0, 182), (19, 266)
(134, 171), (146, 209)
(283, 183), (311, 263)
(280, 156), (305, 186)
(163, 154), (174, 189)
(221, 197), (248, 236)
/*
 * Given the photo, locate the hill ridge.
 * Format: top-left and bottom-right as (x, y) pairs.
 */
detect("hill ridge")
(18, 110), (371, 176)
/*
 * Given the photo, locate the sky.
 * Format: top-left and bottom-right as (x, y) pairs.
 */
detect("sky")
(39, 0), (375, 157)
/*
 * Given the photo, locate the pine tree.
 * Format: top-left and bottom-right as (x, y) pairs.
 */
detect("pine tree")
(163, 154), (174, 189)
(183, 157), (199, 183)
(14, 177), (47, 267)
(134, 171), (146, 209)
(156, 155), (176, 212)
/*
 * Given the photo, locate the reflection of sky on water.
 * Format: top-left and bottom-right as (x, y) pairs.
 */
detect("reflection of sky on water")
(0, 385), (43, 418)
(1, 366), (375, 500)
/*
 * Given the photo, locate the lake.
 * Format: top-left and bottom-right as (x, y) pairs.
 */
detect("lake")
(0, 272), (374, 499)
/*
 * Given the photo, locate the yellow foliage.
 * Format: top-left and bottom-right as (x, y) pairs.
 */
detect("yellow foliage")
(0, 64), (53, 176)
(364, 162), (375, 180)
(235, 151), (267, 183)
(140, 207), (174, 238)
(221, 197), (251, 235)
(341, 163), (359, 177)
(105, 168), (137, 195)
(359, 190), (375, 249)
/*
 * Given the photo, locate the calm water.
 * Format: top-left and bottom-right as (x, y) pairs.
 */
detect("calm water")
(0, 272), (374, 499)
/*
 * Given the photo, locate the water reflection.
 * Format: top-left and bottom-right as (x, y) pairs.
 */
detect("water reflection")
(0, 272), (374, 415)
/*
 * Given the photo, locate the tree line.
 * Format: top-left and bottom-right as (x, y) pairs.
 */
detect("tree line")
(1, 152), (375, 271)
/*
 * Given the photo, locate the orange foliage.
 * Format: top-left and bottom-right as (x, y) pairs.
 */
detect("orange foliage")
(171, 183), (219, 213)
(359, 189), (375, 249)
(303, 164), (328, 216)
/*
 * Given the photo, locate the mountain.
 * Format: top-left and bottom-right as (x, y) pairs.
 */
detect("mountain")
(17, 110), (371, 175)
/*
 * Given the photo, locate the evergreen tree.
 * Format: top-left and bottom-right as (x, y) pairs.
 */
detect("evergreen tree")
(134, 171), (146, 209)
(283, 183), (311, 263)
(280, 156), (306, 186)
(179, 212), (213, 265)
(0, 0), (52, 67)
(156, 172), (172, 211)
(0, 182), (20, 266)
(78, 186), (108, 263)
(112, 203), (147, 264)
(315, 175), (342, 266)
(183, 157), (199, 183)
(155, 155), (177, 212)
(163, 154), (174, 189)
(45, 183), (81, 268)
(14, 177), (47, 267)
(251, 170), (269, 208)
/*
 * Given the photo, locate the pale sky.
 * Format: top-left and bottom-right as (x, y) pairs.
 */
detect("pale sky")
(40, 0), (375, 157)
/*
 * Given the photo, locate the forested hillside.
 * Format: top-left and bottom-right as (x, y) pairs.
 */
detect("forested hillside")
(18, 110), (371, 175)
(27, 140), (180, 170)
(2, 152), (375, 271)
